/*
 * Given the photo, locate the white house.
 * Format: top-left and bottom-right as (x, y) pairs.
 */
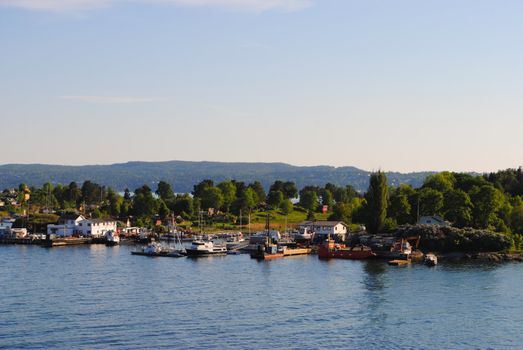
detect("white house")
(47, 214), (85, 236)
(299, 221), (348, 241)
(77, 218), (117, 238)
(0, 219), (28, 238)
(47, 215), (117, 237)
(417, 215), (450, 227)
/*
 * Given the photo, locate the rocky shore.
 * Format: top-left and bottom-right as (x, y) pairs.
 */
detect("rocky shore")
(439, 252), (523, 263)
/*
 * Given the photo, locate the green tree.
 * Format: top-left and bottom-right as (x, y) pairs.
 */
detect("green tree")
(329, 202), (352, 223)
(132, 185), (158, 218)
(442, 189), (472, 227)
(248, 181), (266, 205)
(320, 189), (334, 208)
(106, 188), (123, 217)
(270, 181), (298, 199)
(66, 182), (82, 204)
(158, 200), (170, 220)
(200, 187), (224, 210)
(470, 185), (503, 229)
(299, 191), (318, 212)
(156, 181), (175, 201)
(91, 208), (102, 218)
(170, 194), (194, 217)
(418, 187), (444, 217)
(510, 205), (523, 234)
(232, 187), (257, 214)
(364, 171), (388, 234)
(192, 179), (214, 198)
(388, 185), (413, 224)
(217, 180), (237, 213)
(81, 181), (103, 205)
(280, 199), (293, 215)
(267, 190), (284, 209)
(423, 172), (455, 193)
(282, 181), (298, 199)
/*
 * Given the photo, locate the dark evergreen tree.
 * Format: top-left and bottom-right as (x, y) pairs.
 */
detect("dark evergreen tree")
(364, 171), (388, 234)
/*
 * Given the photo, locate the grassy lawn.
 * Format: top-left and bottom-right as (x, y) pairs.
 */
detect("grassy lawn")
(196, 207), (331, 233)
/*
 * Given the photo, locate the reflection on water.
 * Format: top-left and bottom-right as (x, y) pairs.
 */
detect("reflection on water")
(1, 245), (523, 349)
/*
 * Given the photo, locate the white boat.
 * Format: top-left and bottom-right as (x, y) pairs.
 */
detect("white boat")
(131, 242), (185, 257)
(185, 240), (227, 257)
(425, 253), (438, 266)
(105, 231), (120, 246)
(293, 227), (314, 241)
(144, 242), (164, 254)
(249, 230), (281, 244)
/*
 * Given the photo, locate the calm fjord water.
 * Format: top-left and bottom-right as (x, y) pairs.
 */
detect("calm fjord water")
(1, 245), (522, 349)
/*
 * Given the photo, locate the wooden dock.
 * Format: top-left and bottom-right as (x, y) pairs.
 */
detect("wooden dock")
(41, 237), (92, 247)
(0, 237), (43, 245)
(388, 259), (410, 266)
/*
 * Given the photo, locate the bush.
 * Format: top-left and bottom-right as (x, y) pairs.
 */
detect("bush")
(395, 225), (512, 252)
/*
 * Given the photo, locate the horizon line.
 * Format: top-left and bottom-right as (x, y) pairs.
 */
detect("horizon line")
(0, 159), (517, 174)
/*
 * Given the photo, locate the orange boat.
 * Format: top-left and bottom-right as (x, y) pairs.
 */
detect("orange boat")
(318, 238), (375, 260)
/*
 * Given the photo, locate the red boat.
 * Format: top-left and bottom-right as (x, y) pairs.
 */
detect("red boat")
(318, 239), (376, 260)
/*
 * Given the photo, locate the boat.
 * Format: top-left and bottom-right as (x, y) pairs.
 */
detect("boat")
(424, 253), (438, 266)
(131, 242), (185, 258)
(293, 227), (314, 243)
(105, 230), (120, 246)
(185, 240), (227, 257)
(318, 237), (375, 260)
(250, 238), (285, 260)
(250, 214), (285, 260)
(372, 237), (414, 260)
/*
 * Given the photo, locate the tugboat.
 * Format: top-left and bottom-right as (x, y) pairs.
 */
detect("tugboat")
(250, 235), (285, 260)
(185, 239), (227, 257)
(250, 214), (285, 260)
(318, 236), (375, 260)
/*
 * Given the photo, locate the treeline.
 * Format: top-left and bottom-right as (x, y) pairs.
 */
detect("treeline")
(2, 167), (523, 240)
(360, 168), (523, 251)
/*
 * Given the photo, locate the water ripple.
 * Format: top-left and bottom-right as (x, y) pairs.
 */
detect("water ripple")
(1, 245), (523, 349)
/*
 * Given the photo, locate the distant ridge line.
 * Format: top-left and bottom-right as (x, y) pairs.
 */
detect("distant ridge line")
(0, 160), (436, 192)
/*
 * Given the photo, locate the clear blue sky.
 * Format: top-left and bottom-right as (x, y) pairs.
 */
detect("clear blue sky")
(1, 0), (522, 172)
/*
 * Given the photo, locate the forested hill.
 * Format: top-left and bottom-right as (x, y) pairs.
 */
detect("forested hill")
(0, 161), (434, 192)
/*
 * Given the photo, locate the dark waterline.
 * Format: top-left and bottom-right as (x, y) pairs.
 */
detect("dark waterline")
(1, 245), (522, 349)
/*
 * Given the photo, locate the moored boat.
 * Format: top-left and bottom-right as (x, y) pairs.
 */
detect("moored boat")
(250, 239), (284, 260)
(131, 242), (185, 257)
(372, 238), (413, 260)
(185, 240), (227, 257)
(318, 238), (375, 260)
(105, 230), (120, 246)
(424, 253), (438, 266)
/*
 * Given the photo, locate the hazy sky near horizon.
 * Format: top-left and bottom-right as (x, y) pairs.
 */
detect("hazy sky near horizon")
(1, 0), (522, 172)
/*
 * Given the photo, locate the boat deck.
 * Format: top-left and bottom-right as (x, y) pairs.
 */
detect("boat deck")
(283, 248), (312, 256)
